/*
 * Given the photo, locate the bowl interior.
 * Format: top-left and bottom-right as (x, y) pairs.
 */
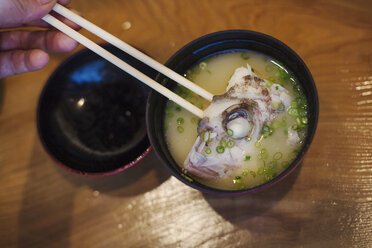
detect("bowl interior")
(146, 30), (318, 194)
(38, 44), (156, 175)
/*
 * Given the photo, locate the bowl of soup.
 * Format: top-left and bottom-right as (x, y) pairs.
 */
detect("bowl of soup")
(146, 30), (318, 195)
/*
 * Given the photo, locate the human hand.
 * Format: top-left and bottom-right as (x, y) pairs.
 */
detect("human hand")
(0, 0), (79, 78)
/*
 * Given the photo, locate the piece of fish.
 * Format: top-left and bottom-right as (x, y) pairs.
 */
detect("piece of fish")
(184, 64), (293, 179)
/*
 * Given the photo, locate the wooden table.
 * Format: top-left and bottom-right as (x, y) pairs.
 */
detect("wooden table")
(1, 0), (371, 247)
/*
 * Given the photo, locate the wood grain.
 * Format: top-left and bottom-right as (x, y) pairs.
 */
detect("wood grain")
(0, 0), (371, 247)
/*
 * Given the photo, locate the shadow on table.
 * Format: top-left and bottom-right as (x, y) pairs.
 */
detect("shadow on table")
(57, 150), (170, 198)
(17, 138), (75, 248)
(17, 139), (169, 248)
(203, 162), (302, 228)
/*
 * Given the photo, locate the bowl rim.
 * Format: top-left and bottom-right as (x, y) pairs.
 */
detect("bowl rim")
(146, 29), (319, 195)
(37, 44), (152, 177)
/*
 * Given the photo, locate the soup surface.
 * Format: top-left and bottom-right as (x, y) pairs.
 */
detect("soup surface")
(164, 51), (308, 190)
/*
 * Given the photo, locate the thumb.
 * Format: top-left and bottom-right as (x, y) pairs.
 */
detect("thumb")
(0, 0), (57, 28)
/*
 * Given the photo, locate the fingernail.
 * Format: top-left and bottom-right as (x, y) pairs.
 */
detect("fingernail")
(38, 0), (53, 5)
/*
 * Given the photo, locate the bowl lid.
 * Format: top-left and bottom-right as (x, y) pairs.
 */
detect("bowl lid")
(38, 44), (156, 176)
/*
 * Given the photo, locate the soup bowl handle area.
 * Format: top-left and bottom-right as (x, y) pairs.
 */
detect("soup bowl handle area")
(146, 30), (318, 195)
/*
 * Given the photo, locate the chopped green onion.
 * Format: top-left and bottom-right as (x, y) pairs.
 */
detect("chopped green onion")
(219, 139), (227, 147)
(240, 52), (249, 60)
(251, 68), (255, 72)
(279, 69), (290, 80)
(291, 124), (298, 130)
(233, 176), (242, 184)
(254, 140), (261, 148)
(273, 152), (283, 160)
(261, 125), (273, 136)
(202, 131), (211, 142)
(301, 116), (308, 125)
(183, 174), (194, 182)
(264, 173), (276, 182)
(271, 102), (279, 110)
(177, 126), (184, 133)
(257, 167), (264, 175)
(175, 106), (182, 112)
(288, 108), (299, 116)
(257, 153), (264, 160)
(290, 101), (298, 108)
(227, 139), (235, 148)
(216, 146), (225, 154)
(299, 109), (308, 117)
(205, 147), (211, 154)
(268, 160), (277, 169)
(227, 128), (234, 136)
(199, 62), (207, 70)
(288, 150), (298, 159)
(262, 152), (269, 160)
(242, 171), (248, 176)
(272, 120), (281, 129)
(266, 81), (273, 88)
(296, 96), (306, 106)
(275, 86), (279, 90)
(177, 117), (184, 125)
(293, 85), (301, 93)
(278, 104), (285, 111)
(296, 117), (306, 128)
(262, 125), (270, 133)
(245, 155), (251, 161)
(281, 161), (289, 168)
(296, 117), (301, 126)
(246, 137), (252, 142)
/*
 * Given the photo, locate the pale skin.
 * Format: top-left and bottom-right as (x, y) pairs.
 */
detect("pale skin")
(0, 0), (80, 78)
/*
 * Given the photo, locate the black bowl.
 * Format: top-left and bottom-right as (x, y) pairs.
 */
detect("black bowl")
(38, 44), (156, 176)
(146, 30), (318, 195)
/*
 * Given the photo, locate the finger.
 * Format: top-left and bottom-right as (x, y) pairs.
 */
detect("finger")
(57, 0), (71, 5)
(0, 0), (58, 28)
(0, 30), (79, 53)
(0, 49), (49, 78)
(26, 8), (82, 30)
(0, 0), (72, 28)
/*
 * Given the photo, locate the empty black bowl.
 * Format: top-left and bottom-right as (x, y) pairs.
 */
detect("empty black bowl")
(146, 30), (318, 195)
(38, 44), (156, 176)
